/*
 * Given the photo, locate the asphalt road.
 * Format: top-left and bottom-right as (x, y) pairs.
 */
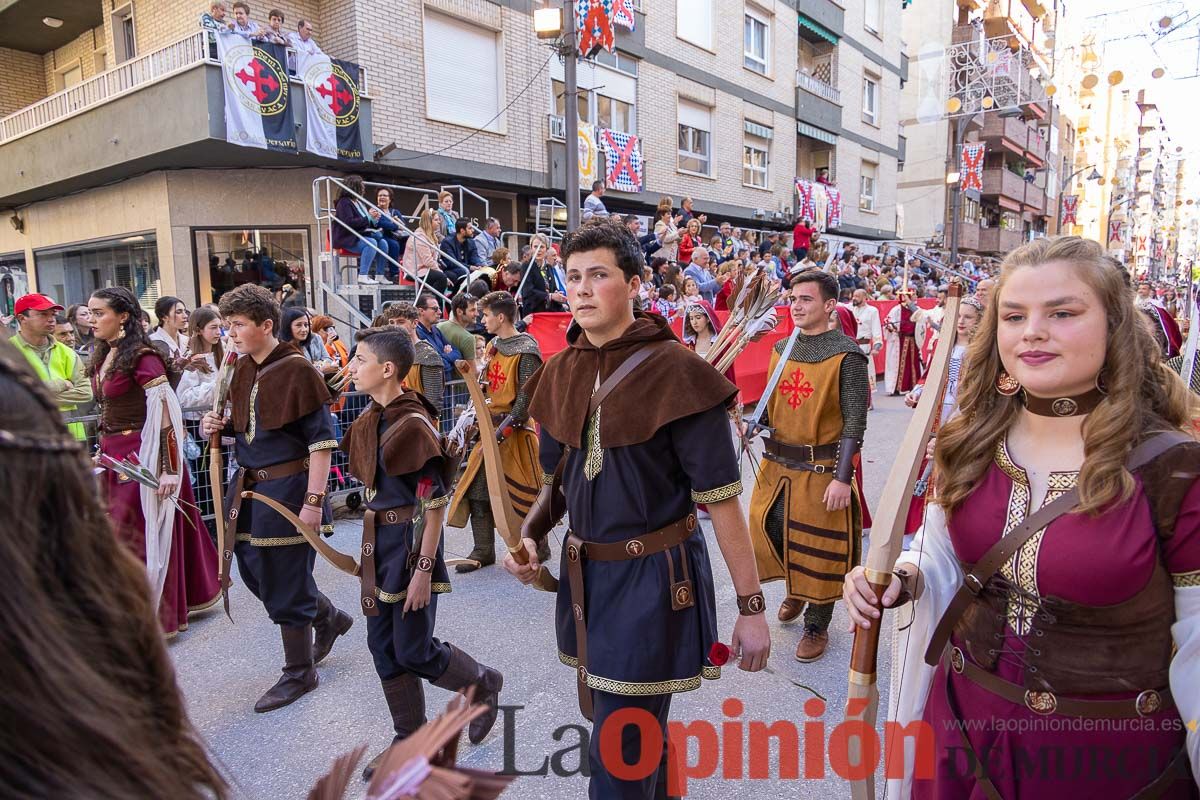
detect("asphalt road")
(171, 392), (914, 799)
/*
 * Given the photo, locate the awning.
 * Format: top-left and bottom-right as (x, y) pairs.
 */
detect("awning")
(797, 121), (838, 145)
(798, 14), (839, 45)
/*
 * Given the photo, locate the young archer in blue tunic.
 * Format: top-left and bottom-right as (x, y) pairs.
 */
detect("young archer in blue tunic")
(505, 221), (773, 800)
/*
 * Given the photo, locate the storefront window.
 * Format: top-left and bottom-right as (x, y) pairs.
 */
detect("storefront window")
(194, 228), (309, 305)
(34, 235), (160, 310)
(0, 252), (30, 317)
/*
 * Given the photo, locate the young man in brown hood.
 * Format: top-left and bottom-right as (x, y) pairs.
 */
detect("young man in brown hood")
(504, 220), (771, 799)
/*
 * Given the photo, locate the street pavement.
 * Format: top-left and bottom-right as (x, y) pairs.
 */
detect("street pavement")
(171, 392), (915, 799)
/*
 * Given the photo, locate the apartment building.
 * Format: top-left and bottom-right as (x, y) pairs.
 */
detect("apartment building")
(793, 0), (906, 242)
(0, 0), (907, 315)
(897, 0), (1060, 262)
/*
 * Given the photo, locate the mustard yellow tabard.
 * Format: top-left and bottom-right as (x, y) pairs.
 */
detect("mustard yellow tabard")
(748, 350), (862, 603)
(448, 349), (541, 527)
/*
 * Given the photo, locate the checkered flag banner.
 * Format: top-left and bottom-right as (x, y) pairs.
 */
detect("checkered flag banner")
(600, 128), (643, 192)
(960, 144), (985, 192)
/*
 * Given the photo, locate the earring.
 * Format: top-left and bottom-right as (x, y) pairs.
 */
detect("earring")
(996, 370), (1021, 396)
(1095, 369), (1108, 395)
(117, 327), (126, 340)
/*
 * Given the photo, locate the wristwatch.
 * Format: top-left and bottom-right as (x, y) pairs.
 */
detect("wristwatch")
(736, 591), (766, 616)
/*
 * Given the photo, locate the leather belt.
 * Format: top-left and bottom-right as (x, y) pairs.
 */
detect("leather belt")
(222, 456), (312, 595)
(360, 504), (416, 617)
(762, 438), (839, 473)
(564, 513), (698, 721)
(945, 646), (1174, 720)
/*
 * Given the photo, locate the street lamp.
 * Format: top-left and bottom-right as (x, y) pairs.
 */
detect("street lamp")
(535, 1), (580, 232)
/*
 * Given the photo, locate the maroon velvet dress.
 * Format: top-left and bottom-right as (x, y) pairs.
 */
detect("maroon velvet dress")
(896, 305), (924, 393)
(914, 440), (1200, 799)
(96, 352), (221, 636)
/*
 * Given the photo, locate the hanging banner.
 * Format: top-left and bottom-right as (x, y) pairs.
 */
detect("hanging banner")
(578, 123), (598, 186)
(298, 52), (364, 161)
(600, 128), (643, 192)
(1060, 194), (1079, 225)
(1108, 219), (1123, 244)
(612, 0), (636, 30)
(216, 33), (296, 152)
(794, 178), (817, 222)
(576, 0), (615, 57)
(824, 185), (843, 229)
(1135, 234), (1148, 256)
(960, 143), (986, 192)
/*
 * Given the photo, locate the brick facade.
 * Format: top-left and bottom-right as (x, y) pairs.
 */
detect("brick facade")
(0, 48), (47, 116)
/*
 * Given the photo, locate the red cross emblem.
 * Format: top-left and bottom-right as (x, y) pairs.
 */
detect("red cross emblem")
(317, 73), (354, 116)
(486, 361), (507, 393)
(235, 58), (281, 103)
(779, 368), (814, 409)
(602, 130), (642, 192)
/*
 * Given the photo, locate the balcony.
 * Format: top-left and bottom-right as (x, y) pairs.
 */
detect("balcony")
(1023, 183), (1045, 215)
(979, 226), (1025, 253)
(957, 221), (982, 252)
(979, 115), (1029, 155)
(795, 68), (842, 139)
(1024, 127), (1047, 166)
(795, 70), (841, 105)
(981, 167), (1027, 203)
(0, 31), (373, 207)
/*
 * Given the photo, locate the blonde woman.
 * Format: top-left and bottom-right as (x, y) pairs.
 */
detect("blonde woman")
(403, 208), (448, 296)
(653, 206), (682, 262)
(678, 217), (703, 265)
(845, 237), (1200, 799)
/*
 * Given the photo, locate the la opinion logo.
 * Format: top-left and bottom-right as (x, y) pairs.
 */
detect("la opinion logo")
(305, 60), (359, 128)
(226, 42), (288, 115)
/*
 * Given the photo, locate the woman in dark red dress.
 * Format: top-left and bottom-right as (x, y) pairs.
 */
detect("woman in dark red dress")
(89, 287), (220, 637)
(846, 237), (1200, 798)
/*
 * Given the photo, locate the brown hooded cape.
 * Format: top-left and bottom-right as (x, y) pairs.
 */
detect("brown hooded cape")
(229, 342), (331, 433)
(341, 390), (443, 490)
(526, 312), (738, 449)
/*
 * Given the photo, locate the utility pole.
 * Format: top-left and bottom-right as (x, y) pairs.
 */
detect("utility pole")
(563, 0), (580, 233)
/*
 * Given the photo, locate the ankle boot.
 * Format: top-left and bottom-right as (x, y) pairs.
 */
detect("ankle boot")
(254, 623), (318, 713)
(456, 501), (495, 573)
(313, 593), (354, 665)
(432, 643), (503, 744)
(362, 673), (427, 781)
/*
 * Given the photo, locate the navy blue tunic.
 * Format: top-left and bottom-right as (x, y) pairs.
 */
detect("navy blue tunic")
(540, 402), (743, 695)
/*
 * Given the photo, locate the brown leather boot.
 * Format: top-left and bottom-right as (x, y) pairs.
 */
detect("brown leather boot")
(456, 501), (496, 573)
(313, 593), (354, 665)
(777, 597), (804, 623)
(794, 624), (829, 663)
(362, 673), (427, 781)
(254, 624), (318, 712)
(432, 643), (503, 744)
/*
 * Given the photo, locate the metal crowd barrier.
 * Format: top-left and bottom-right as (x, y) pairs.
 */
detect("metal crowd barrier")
(64, 379), (468, 528)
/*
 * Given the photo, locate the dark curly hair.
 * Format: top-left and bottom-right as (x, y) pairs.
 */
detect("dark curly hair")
(89, 287), (168, 381)
(560, 218), (643, 281)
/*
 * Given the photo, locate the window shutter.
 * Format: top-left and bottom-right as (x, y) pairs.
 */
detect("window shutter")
(423, 12), (502, 131)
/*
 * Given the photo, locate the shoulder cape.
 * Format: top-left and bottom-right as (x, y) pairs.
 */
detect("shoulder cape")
(229, 342), (330, 433)
(342, 390), (442, 487)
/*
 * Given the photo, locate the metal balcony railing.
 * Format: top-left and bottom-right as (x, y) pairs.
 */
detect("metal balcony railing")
(0, 30), (371, 145)
(795, 70), (841, 104)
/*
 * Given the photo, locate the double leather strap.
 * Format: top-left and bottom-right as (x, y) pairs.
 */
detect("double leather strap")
(563, 513), (698, 722)
(924, 431), (1192, 667)
(762, 438), (839, 473)
(221, 455), (312, 594)
(360, 504), (416, 617)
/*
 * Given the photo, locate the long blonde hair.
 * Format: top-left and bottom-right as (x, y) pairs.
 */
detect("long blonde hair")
(419, 208), (438, 241)
(935, 237), (1196, 516)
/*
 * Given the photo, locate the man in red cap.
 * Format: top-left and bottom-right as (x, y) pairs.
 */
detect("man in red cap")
(10, 293), (92, 438)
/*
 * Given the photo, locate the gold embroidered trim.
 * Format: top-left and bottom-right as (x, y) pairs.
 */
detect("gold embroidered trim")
(365, 487), (377, 502)
(320, 524), (334, 534)
(692, 480), (743, 504)
(309, 439), (338, 452)
(375, 583), (453, 604)
(558, 652), (720, 694)
(542, 472), (556, 486)
(426, 495), (452, 509)
(235, 533), (306, 546)
(1174, 571), (1200, 588)
(246, 382), (260, 444)
(994, 440), (1079, 636)
(141, 375), (168, 389)
(584, 407), (603, 480)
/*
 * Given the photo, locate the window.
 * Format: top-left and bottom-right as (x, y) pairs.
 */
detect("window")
(865, 0), (881, 33)
(743, 9), (770, 75)
(743, 133), (770, 188)
(0, 253), (31, 318)
(111, 4), (136, 64)
(596, 94), (634, 134)
(592, 50), (639, 76)
(35, 235), (160, 310)
(194, 228), (310, 304)
(56, 63), (83, 91)
(961, 197), (980, 225)
(678, 99), (712, 175)
(862, 75), (879, 125)
(859, 161), (878, 212)
(423, 11), (504, 132)
(551, 80), (591, 123)
(677, 0), (713, 50)
(551, 56), (638, 134)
